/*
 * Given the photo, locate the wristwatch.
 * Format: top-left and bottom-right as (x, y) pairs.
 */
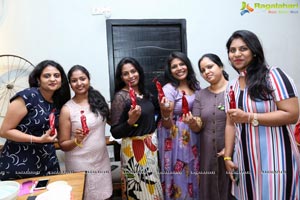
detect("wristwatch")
(251, 113), (259, 126)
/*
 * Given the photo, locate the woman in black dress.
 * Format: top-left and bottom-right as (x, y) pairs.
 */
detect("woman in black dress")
(0, 60), (70, 180)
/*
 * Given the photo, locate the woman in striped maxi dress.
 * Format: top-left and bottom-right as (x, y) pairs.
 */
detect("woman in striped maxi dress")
(224, 30), (300, 200)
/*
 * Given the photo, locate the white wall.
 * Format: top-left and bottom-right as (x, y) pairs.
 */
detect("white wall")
(0, 0), (299, 140)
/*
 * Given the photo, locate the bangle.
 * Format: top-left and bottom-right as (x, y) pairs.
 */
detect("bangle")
(74, 138), (83, 147)
(127, 120), (139, 127)
(248, 113), (251, 123)
(224, 156), (232, 161)
(195, 117), (202, 128)
(30, 135), (33, 144)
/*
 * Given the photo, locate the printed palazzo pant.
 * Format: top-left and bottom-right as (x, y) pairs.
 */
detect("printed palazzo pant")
(120, 132), (163, 200)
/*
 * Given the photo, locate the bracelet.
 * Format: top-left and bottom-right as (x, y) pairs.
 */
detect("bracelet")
(74, 138), (83, 147)
(194, 117), (202, 128)
(224, 156), (232, 161)
(133, 123), (139, 127)
(248, 113), (251, 123)
(30, 135), (33, 144)
(127, 119), (139, 127)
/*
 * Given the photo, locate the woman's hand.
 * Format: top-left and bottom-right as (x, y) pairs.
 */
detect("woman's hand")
(227, 108), (249, 124)
(182, 112), (194, 124)
(40, 129), (58, 143)
(182, 112), (202, 132)
(159, 97), (172, 118)
(127, 105), (141, 126)
(225, 160), (238, 182)
(217, 148), (225, 157)
(73, 128), (87, 144)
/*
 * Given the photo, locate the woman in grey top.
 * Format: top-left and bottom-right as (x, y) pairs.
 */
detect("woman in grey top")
(183, 53), (233, 200)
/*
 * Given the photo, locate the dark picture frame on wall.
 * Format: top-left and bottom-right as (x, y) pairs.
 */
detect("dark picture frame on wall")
(106, 19), (187, 100)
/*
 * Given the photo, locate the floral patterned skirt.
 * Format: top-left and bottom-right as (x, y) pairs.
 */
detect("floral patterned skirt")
(120, 132), (163, 200)
(157, 119), (200, 200)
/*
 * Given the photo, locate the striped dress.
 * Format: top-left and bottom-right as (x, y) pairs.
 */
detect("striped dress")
(225, 67), (300, 200)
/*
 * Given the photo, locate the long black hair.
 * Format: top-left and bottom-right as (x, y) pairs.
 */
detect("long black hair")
(198, 53), (229, 81)
(114, 57), (150, 98)
(164, 52), (200, 91)
(29, 60), (71, 109)
(68, 65), (109, 121)
(226, 30), (273, 100)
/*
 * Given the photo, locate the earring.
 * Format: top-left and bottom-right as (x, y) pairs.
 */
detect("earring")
(253, 54), (257, 57)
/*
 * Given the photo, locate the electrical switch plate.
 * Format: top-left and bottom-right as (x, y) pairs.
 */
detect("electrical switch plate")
(92, 7), (111, 15)
(92, 7), (104, 15)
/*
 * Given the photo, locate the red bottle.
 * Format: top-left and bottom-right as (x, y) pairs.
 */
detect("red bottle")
(182, 90), (189, 114)
(129, 83), (137, 109)
(295, 122), (300, 144)
(81, 110), (90, 135)
(153, 78), (165, 102)
(229, 86), (236, 109)
(49, 109), (56, 136)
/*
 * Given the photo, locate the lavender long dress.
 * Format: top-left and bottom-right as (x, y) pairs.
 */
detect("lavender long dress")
(157, 83), (200, 200)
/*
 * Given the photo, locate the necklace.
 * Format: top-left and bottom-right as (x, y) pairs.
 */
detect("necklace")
(136, 93), (143, 99)
(239, 71), (247, 77)
(122, 88), (143, 99)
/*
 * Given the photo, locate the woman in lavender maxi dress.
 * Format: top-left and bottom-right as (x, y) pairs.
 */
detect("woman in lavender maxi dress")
(157, 52), (200, 200)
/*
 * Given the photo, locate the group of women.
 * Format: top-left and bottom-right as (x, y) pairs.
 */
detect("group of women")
(0, 29), (300, 200)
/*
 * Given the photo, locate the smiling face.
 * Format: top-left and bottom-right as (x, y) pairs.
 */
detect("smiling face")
(121, 63), (140, 88)
(39, 65), (62, 92)
(170, 58), (188, 81)
(228, 38), (254, 72)
(69, 69), (90, 95)
(199, 57), (223, 85)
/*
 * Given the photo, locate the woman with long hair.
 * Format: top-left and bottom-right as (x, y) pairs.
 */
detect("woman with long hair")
(157, 52), (200, 199)
(110, 57), (163, 199)
(224, 30), (300, 199)
(59, 65), (112, 199)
